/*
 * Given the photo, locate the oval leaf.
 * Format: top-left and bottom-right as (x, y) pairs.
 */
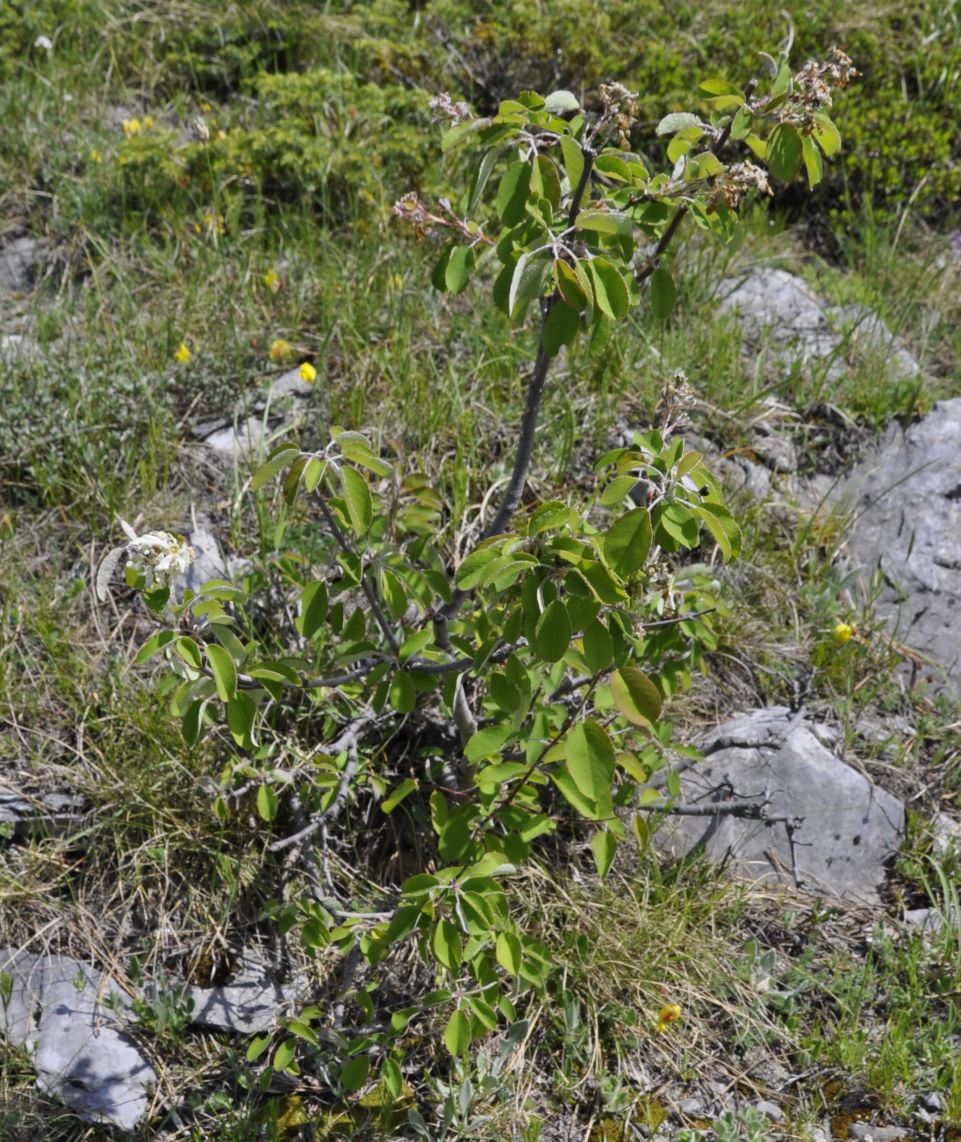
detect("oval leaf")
(603, 507), (652, 577)
(566, 719), (615, 800)
(650, 267), (676, 320)
(341, 466), (373, 538)
(533, 599), (572, 663)
(611, 667), (663, 726)
(206, 642), (237, 702)
(444, 1008), (472, 1056)
(767, 123), (802, 182)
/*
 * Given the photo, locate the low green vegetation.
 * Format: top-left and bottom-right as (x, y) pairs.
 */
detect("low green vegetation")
(2, 2), (961, 1140)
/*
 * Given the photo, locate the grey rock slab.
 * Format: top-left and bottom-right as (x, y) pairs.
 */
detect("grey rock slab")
(0, 782), (88, 840)
(835, 397), (961, 692)
(0, 948), (156, 1131)
(717, 267), (846, 379)
(848, 1125), (909, 1141)
(752, 1099), (783, 1122)
(0, 236), (44, 293)
(188, 969), (292, 1034)
(653, 707), (905, 905)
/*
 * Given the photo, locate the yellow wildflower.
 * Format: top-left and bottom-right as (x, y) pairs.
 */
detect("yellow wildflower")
(175, 342), (191, 365)
(142, 115), (155, 130)
(89, 149), (102, 164)
(263, 268), (280, 292)
(833, 622), (854, 644)
(122, 118), (142, 136)
(299, 362), (317, 384)
(269, 338), (294, 363)
(656, 1004), (682, 1033)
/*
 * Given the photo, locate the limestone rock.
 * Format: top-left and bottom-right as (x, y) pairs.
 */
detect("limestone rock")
(0, 948), (156, 1131)
(836, 397), (961, 692)
(717, 267), (845, 379)
(0, 236), (44, 293)
(653, 707), (905, 905)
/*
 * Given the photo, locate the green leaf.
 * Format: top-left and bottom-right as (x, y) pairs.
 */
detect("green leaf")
(176, 636), (202, 670)
(552, 764), (610, 820)
(576, 210), (633, 237)
(382, 1057), (403, 1100)
(566, 719), (615, 800)
(650, 267), (676, 320)
(181, 697), (209, 746)
(543, 300), (580, 356)
(382, 777), (417, 814)
(611, 667), (663, 726)
(811, 112), (841, 157)
(250, 445), (299, 492)
(533, 599), (572, 663)
(467, 147), (499, 213)
(559, 135), (585, 190)
(444, 1008), (472, 1056)
(603, 507), (652, 577)
(509, 252), (551, 319)
(766, 124), (802, 182)
(587, 258), (629, 321)
(246, 1034), (271, 1063)
(591, 830), (617, 877)
(432, 919), (463, 970)
(226, 692), (256, 746)
(656, 112), (701, 136)
(696, 501), (742, 560)
(341, 467), (372, 538)
(801, 133), (823, 188)
(257, 783), (279, 823)
(135, 630), (177, 664)
(496, 932), (522, 975)
(699, 77), (743, 97)
(544, 89), (580, 114)
(206, 642), (237, 702)
(445, 246), (475, 294)
(730, 106), (753, 140)
(297, 581), (328, 639)
(553, 259), (587, 310)
(582, 620), (614, 674)
(465, 723), (514, 763)
(340, 1055), (369, 1092)
(531, 155), (562, 208)
(389, 671), (416, 714)
(496, 160), (532, 226)
(273, 1038), (296, 1072)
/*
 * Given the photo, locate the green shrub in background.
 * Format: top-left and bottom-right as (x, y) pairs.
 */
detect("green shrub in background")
(8, 1), (958, 241)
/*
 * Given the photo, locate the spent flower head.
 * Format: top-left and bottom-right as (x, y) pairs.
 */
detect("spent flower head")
(269, 338), (294, 362)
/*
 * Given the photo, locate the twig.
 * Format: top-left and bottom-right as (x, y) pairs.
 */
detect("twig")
(315, 494), (400, 656)
(269, 717), (373, 853)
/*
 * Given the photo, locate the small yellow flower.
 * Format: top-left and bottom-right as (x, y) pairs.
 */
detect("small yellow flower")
(299, 361), (317, 384)
(200, 101), (213, 113)
(269, 338), (294, 362)
(142, 115), (155, 130)
(833, 622), (854, 644)
(263, 268), (280, 292)
(175, 342), (191, 365)
(89, 148), (102, 164)
(216, 129), (227, 141)
(122, 118), (142, 136)
(656, 1004), (682, 1033)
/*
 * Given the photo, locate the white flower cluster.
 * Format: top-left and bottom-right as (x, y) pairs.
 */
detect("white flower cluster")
(121, 520), (194, 590)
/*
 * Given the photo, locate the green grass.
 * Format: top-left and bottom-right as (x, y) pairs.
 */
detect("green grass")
(3, 1), (961, 1138)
